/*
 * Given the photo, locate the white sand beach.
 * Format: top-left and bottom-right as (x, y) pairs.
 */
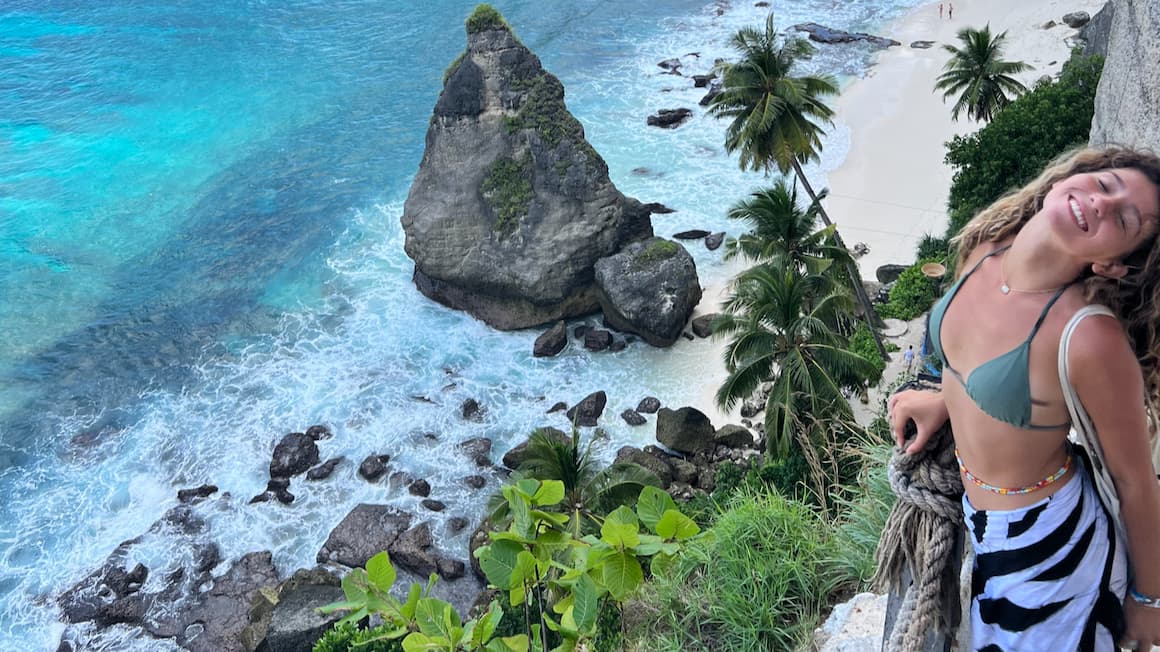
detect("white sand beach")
(687, 0), (1105, 429)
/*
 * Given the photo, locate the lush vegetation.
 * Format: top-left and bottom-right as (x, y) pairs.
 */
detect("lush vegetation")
(943, 51), (1103, 236)
(466, 4), (508, 35)
(877, 262), (943, 321)
(934, 26), (1029, 123)
(708, 14), (885, 360)
(635, 239), (680, 267)
(481, 157), (534, 234)
(849, 323), (887, 384)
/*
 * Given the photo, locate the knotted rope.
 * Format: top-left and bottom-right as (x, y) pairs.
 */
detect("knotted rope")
(872, 383), (965, 652)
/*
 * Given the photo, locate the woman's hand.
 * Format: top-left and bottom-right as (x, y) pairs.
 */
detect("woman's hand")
(887, 389), (949, 455)
(1121, 598), (1160, 650)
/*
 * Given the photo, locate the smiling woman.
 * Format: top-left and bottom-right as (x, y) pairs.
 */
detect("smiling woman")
(890, 146), (1160, 651)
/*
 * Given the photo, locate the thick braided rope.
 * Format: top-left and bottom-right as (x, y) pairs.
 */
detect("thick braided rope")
(873, 384), (965, 652)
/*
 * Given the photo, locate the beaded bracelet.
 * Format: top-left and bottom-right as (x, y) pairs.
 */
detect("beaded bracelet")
(1130, 587), (1160, 608)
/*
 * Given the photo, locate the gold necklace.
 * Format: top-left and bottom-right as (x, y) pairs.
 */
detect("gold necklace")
(999, 250), (1067, 295)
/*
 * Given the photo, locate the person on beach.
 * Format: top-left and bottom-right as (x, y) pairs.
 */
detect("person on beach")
(904, 344), (915, 373)
(948, 2), (953, 19)
(939, 3), (944, 19)
(889, 146), (1160, 650)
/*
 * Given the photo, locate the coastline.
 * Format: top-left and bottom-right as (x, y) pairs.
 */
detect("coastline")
(689, 0), (1105, 431)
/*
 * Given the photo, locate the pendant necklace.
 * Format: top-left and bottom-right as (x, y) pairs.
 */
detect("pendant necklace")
(999, 251), (1066, 296)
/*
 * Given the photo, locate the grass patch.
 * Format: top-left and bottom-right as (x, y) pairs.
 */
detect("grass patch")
(634, 239), (679, 268)
(627, 488), (832, 651)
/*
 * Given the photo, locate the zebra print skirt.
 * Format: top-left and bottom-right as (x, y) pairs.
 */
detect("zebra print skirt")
(963, 454), (1128, 651)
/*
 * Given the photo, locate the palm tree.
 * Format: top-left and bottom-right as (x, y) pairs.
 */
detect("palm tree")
(489, 428), (661, 537)
(714, 266), (878, 458)
(709, 14), (886, 360)
(934, 25), (1030, 123)
(725, 179), (853, 279)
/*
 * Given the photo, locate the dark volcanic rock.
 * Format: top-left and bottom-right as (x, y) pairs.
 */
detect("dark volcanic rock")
(461, 398), (484, 421)
(792, 22), (900, 48)
(656, 406), (715, 454)
(621, 409), (647, 426)
(257, 583), (344, 652)
(317, 504), (413, 567)
(269, 432), (320, 478)
(422, 499), (446, 512)
(692, 73), (716, 88)
(615, 446), (673, 487)
(534, 320), (568, 357)
(565, 391), (607, 427)
(647, 108), (694, 128)
(594, 238), (702, 347)
(306, 456), (344, 481)
(714, 424), (755, 449)
(177, 484), (218, 503)
(910, 40), (935, 49)
(584, 329), (613, 351)
(305, 424), (332, 440)
(691, 313), (717, 338)
(457, 437), (492, 459)
(699, 80), (723, 106)
(401, 13), (654, 330)
(409, 479), (432, 497)
(672, 229), (711, 240)
(358, 454), (391, 482)
(875, 263), (909, 284)
(705, 232), (725, 250)
(547, 401), (568, 413)
(464, 475), (487, 489)
(1062, 11), (1090, 28)
(637, 397), (662, 414)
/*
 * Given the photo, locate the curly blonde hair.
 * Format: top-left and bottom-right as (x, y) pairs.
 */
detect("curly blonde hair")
(951, 146), (1160, 401)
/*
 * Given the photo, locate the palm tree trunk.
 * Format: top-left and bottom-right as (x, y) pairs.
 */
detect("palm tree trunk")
(792, 160), (889, 362)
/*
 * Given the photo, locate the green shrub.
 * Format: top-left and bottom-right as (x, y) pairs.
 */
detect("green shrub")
(879, 262), (942, 320)
(466, 4), (507, 34)
(849, 323), (886, 385)
(944, 51), (1103, 238)
(630, 488), (832, 651)
(915, 234), (950, 262)
(481, 157), (534, 234)
(312, 621), (404, 652)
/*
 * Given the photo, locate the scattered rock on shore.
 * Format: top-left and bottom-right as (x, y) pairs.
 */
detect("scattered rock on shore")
(647, 108), (694, 128)
(792, 22), (900, 48)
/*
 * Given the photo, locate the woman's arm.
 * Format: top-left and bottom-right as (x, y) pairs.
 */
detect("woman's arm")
(888, 389), (949, 455)
(1070, 315), (1160, 647)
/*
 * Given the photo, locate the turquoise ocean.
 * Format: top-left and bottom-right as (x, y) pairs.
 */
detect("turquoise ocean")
(0, 1), (924, 648)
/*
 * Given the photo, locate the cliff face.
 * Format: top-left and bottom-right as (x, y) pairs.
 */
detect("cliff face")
(1089, 0), (1160, 151)
(401, 14), (654, 330)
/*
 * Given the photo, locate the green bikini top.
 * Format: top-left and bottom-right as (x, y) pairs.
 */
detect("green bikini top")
(928, 245), (1072, 430)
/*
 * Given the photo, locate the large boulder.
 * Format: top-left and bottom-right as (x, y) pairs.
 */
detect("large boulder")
(534, 320), (568, 357)
(565, 390), (607, 427)
(594, 238), (702, 347)
(316, 504), (413, 568)
(791, 22), (900, 48)
(1079, 2), (1114, 57)
(269, 432), (320, 478)
(1062, 11), (1091, 28)
(401, 8), (655, 329)
(1089, 1), (1160, 153)
(656, 407), (715, 454)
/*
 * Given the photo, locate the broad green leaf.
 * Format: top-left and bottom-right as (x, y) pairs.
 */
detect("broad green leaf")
(478, 539), (522, 589)
(529, 528), (570, 561)
(530, 510), (570, 528)
(542, 612), (561, 632)
(532, 480), (565, 506)
(600, 506), (639, 549)
(550, 641), (577, 652)
(636, 486), (677, 531)
(510, 490), (533, 538)
(487, 635), (529, 652)
(489, 531), (535, 545)
(571, 573), (598, 634)
(475, 600), (503, 644)
(366, 551), (396, 592)
(336, 606), (369, 627)
(316, 599), (363, 614)
(656, 509), (700, 540)
(510, 550), (538, 593)
(401, 632), (443, 652)
(415, 597), (449, 637)
(340, 568), (369, 603)
(631, 534), (663, 556)
(402, 582), (422, 620)
(601, 550), (643, 601)
(650, 551), (678, 578)
(514, 478), (541, 500)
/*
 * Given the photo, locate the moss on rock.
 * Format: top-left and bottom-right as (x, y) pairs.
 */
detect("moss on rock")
(635, 240), (679, 267)
(480, 156), (534, 234)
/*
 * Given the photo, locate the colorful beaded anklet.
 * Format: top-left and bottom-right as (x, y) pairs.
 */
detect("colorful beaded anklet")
(954, 448), (1073, 495)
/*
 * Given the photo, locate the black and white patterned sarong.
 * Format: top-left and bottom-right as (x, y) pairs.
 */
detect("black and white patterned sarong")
(963, 455), (1128, 651)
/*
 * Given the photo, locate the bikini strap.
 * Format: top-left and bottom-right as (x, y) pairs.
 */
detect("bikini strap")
(959, 244), (1011, 282)
(1027, 281), (1078, 341)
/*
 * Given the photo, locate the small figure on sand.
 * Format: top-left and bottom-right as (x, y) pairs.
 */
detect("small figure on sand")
(948, 2), (953, 19)
(939, 3), (944, 19)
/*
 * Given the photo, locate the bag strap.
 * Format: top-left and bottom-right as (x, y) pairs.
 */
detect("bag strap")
(1057, 304), (1127, 543)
